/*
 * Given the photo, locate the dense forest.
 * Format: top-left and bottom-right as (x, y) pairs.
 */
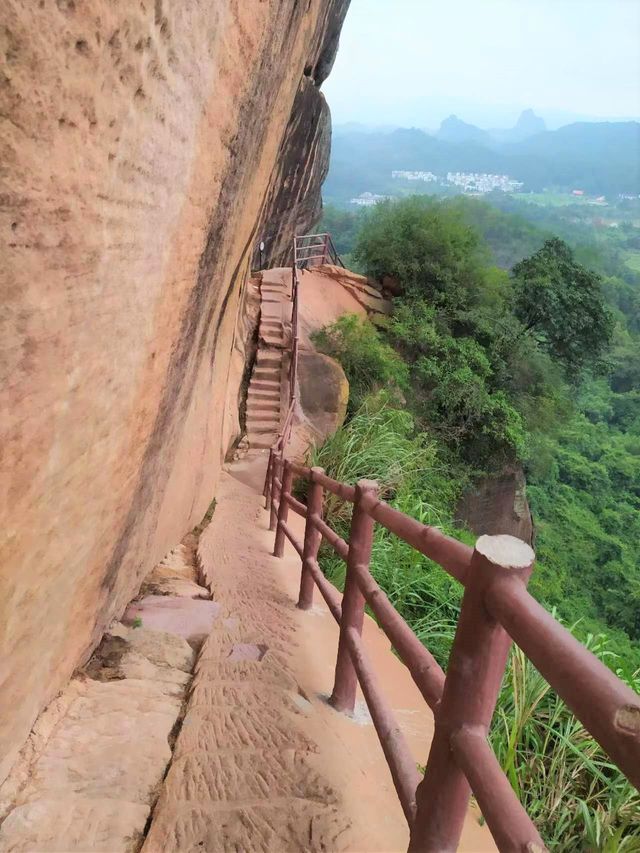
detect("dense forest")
(310, 195), (640, 846)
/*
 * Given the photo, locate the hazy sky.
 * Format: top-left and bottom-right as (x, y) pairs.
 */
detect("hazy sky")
(323, 0), (640, 128)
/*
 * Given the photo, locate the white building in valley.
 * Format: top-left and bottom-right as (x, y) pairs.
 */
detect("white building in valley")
(391, 170), (438, 183)
(446, 172), (523, 193)
(350, 192), (389, 207)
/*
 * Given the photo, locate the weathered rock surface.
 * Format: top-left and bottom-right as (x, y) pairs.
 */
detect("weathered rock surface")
(297, 352), (349, 444)
(124, 597), (221, 650)
(297, 265), (391, 349)
(0, 0), (350, 784)
(253, 0), (351, 269)
(456, 466), (534, 545)
(140, 542), (210, 600)
(254, 76), (332, 268)
(0, 625), (193, 852)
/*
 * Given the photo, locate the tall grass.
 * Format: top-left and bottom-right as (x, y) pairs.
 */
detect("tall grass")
(492, 642), (640, 850)
(308, 396), (640, 848)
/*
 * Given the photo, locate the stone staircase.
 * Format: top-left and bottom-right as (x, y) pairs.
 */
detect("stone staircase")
(245, 270), (291, 450)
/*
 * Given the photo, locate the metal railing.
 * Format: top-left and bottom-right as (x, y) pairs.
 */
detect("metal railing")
(262, 461), (640, 852)
(293, 232), (344, 269)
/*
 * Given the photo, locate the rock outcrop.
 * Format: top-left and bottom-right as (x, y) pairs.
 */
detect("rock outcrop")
(456, 466), (534, 545)
(285, 263), (390, 457)
(253, 0), (350, 269)
(297, 351), (349, 444)
(0, 0), (350, 785)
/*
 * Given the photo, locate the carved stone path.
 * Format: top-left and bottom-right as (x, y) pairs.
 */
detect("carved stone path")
(142, 465), (349, 852)
(142, 462), (496, 852)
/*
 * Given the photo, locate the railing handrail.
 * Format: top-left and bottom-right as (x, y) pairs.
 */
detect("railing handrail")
(261, 230), (638, 848)
(293, 232), (344, 268)
(264, 462), (640, 852)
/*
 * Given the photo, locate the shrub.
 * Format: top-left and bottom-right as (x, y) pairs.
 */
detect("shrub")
(312, 314), (408, 412)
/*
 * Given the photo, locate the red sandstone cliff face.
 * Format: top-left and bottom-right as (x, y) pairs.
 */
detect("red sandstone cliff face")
(254, 0), (349, 269)
(0, 0), (349, 784)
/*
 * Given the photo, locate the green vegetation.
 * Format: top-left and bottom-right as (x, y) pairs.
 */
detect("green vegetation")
(512, 238), (614, 374)
(626, 251), (640, 273)
(514, 192), (589, 206)
(310, 194), (640, 845)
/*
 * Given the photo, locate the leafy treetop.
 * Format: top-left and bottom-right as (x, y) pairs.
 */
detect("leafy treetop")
(512, 238), (614, 375)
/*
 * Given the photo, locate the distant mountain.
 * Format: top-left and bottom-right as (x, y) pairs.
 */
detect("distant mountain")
(333, 121), (399, 136)
(323, 121), (640, 201)
(514, 109), (547, 139)
(437, 114), (492, 146)
(490, 109), (547, 144)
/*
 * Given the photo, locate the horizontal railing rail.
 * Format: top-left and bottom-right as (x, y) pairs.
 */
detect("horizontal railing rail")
(264, 460), (640, 852)
(293, 232), (344, 268)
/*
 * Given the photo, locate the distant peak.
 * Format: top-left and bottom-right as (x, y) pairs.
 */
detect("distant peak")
(437, 114), (490, 144)
(515, 109), (546, 134)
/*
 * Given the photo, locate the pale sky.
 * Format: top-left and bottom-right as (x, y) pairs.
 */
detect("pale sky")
(323, 0), (640, 129)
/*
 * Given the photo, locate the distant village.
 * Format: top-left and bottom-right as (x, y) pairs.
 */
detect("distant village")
(393, 170), (524, 194)
(348, 172), (638, 208)
(350, 170), (524, 205)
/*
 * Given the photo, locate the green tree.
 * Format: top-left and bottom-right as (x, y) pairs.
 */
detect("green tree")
(512, 238), (614, 375)
(353, 196), (491, 312)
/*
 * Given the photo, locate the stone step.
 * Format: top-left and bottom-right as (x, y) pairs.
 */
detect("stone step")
(247, 397), (279, 411)
(246, 401), (280, 414)
(246, 432), (278, 449)
(250, 379), (281, 393)
(245, 419), (280, 434)
(248, 376), (280, 392)
(255, 359), (281, 373)
(247, 387), (280, 404)
(261, 306), (285, 320)
(259, 335), (284, 348)
(253, 367), (280, 380)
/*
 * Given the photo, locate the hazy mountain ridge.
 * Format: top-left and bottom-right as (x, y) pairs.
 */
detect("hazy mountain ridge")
(436, 109), (547, 146)
(325, 119), (640, 199)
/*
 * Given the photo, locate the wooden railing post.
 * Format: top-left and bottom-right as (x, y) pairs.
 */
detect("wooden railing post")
(269, 453), (282, 531)
(264, 449), (273, 506)
(410, 534), (535, 852)
(297, 466), (325, 610)
(273, 460), (294, 558)
(330, 479), (379, 714)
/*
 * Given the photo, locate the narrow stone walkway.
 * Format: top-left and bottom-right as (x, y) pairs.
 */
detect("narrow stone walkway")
(142, 465), (350, 852)
(142, 462), (497, 853)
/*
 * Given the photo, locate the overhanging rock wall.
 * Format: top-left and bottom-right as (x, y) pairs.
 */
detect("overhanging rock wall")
(0, 0), (349, 784)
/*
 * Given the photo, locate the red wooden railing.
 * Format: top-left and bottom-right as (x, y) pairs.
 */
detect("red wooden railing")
(265, 462), (640, 851)
(260, 235), (640, 850)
